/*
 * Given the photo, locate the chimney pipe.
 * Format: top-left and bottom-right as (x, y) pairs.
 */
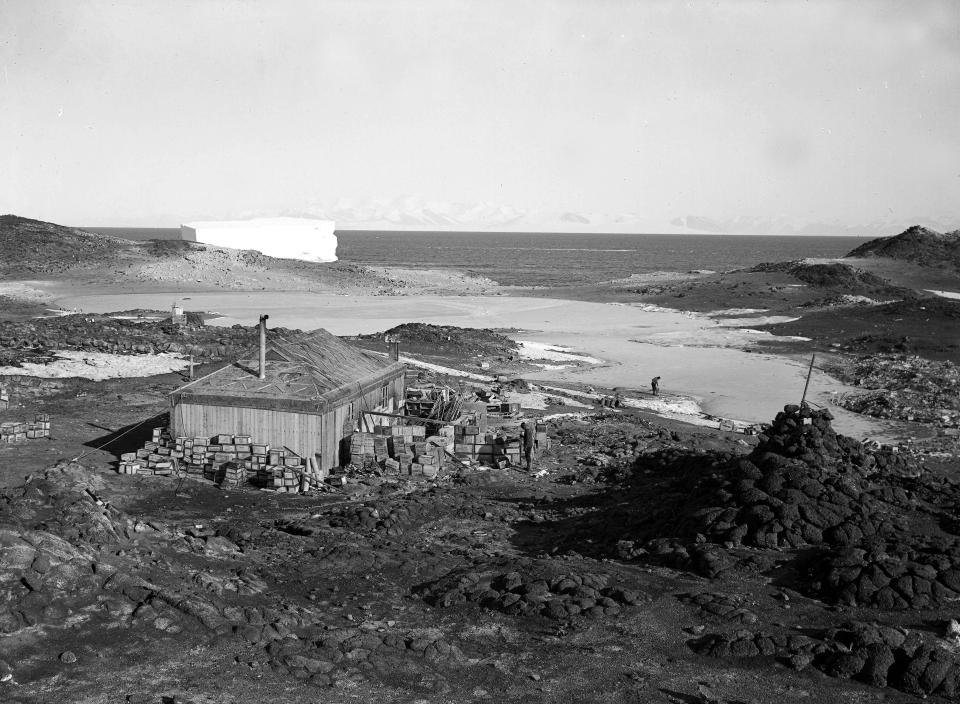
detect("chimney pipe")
(258, 314), (269, 380)
(389, 340), (400, 362)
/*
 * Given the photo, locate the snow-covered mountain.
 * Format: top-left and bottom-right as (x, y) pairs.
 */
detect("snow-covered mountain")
(292, 196), (700, 234)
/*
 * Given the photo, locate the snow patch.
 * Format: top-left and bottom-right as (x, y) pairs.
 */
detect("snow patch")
(516, 341), (603, 365)
(926, 289), (960, 300)
(708, 308), (770, 316)
(0, 351), (188, 380)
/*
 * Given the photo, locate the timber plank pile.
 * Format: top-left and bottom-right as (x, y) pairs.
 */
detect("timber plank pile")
(0, 413), (50, 443)
(119, 428), (328, 492)
(405, 385), (465, 422)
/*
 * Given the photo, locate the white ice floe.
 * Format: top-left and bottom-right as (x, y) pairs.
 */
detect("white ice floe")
(0, 351), (189, 380)
(712, 315), (800, 326)
(541, 412), (593, 422)
(708, 308), (770, 316)
(626, 302), (699, 316)
(926, 289), (960, 300)
(516, 341), (603, 365)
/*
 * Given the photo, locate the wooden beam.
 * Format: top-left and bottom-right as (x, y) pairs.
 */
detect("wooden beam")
(360, 409), (435, 426)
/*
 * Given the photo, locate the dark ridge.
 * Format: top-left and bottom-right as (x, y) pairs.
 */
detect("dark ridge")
(748, 260), (911, 299)
(0, 214), (128, 276)
(845, 225), (960, 268)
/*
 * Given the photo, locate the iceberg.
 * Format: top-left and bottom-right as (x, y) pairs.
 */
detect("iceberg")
(180, 217), (337, 263)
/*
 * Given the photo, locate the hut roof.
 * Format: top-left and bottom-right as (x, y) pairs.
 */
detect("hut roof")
(170, 329), (404, 412)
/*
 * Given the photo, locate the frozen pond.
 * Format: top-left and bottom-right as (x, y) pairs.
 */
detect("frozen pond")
(57, 290), (883, 437)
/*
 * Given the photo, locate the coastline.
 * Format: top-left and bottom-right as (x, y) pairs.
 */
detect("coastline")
(51, 282), (896, 439)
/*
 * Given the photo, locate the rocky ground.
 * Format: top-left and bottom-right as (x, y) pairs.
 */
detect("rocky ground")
(3, 373), (960, 703)
(354, 323), (520, 360)
(1, 217), (959, 702)
(0, 313), (262, 367)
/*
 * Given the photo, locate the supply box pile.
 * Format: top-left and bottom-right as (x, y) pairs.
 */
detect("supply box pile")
(0, 413), (50, 443)
(487, 401), (521, 418)
(350, 423), (448, 479)
(119, 428), (327, 493)
(454, 421), (550, 468)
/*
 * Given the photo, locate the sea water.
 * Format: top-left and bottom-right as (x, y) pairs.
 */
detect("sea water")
(83, 227), (870, 288)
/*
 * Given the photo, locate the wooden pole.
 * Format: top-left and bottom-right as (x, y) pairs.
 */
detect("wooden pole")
(800, 354), (816, 405)
(258, 314), (269, 380)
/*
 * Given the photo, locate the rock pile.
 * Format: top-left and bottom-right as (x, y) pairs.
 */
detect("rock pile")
(417, 565), (645, 620)
(541, 404), (935, 592)
(644, 405), (918, 552)
(677, 592), (757, 624)
(258, 625), (464, 687)
(691, 621), (960, 698)
(808, 539), (960, 609)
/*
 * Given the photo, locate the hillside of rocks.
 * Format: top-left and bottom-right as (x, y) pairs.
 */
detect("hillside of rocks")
(846, 225), (960, 269)
(0, 214), (499, 298)
(0, 215), (129, 277)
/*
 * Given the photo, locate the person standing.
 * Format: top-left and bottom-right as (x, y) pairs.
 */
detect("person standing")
(651, 376), (661, 396)
(520, 421), (536, 472)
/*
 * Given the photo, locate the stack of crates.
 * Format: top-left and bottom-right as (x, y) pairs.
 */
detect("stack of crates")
(264, 466), (302, 492)
(222, 461), (247, 488)
(487, 401), (521, 417)
(349, 423), (445, 479)
(349, 432), (378, 467)
(124, 429), (303, 485)
(373, 424), (442, 478)
(453, 427), (519, 468)
(0, 414), (51, 444)
(451, 421), (550, 469)
(256, 447), (322, 493)
(409, 438), (442, 478)
(120, 427), (329, 493)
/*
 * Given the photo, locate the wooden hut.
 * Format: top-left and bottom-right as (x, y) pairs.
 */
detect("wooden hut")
(169, 327), (405, 471)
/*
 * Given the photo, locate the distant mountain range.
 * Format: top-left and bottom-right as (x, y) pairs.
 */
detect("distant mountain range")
(671, 215), (960, 239)
(285, 197), (703, 234)
(281, 196), (958, 237)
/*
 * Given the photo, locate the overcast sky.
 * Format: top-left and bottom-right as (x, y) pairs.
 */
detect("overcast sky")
(2, 0), (958, 228)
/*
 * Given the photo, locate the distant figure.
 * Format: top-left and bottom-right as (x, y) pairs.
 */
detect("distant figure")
(520, 421), (536, 472)
(651, 376), (661, 396)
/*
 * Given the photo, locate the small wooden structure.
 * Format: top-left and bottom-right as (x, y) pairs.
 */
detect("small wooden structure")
(169, 328), (405, 471)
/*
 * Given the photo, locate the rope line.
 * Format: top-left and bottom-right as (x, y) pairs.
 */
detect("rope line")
(70, 412), (166, 463)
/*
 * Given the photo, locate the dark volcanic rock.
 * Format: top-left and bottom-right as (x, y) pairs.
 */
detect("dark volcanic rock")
(640, 405), (917, 553)
(416, 563), (646, 620)
(691, 620), (960, 699)
(846, 225), (960, 269)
